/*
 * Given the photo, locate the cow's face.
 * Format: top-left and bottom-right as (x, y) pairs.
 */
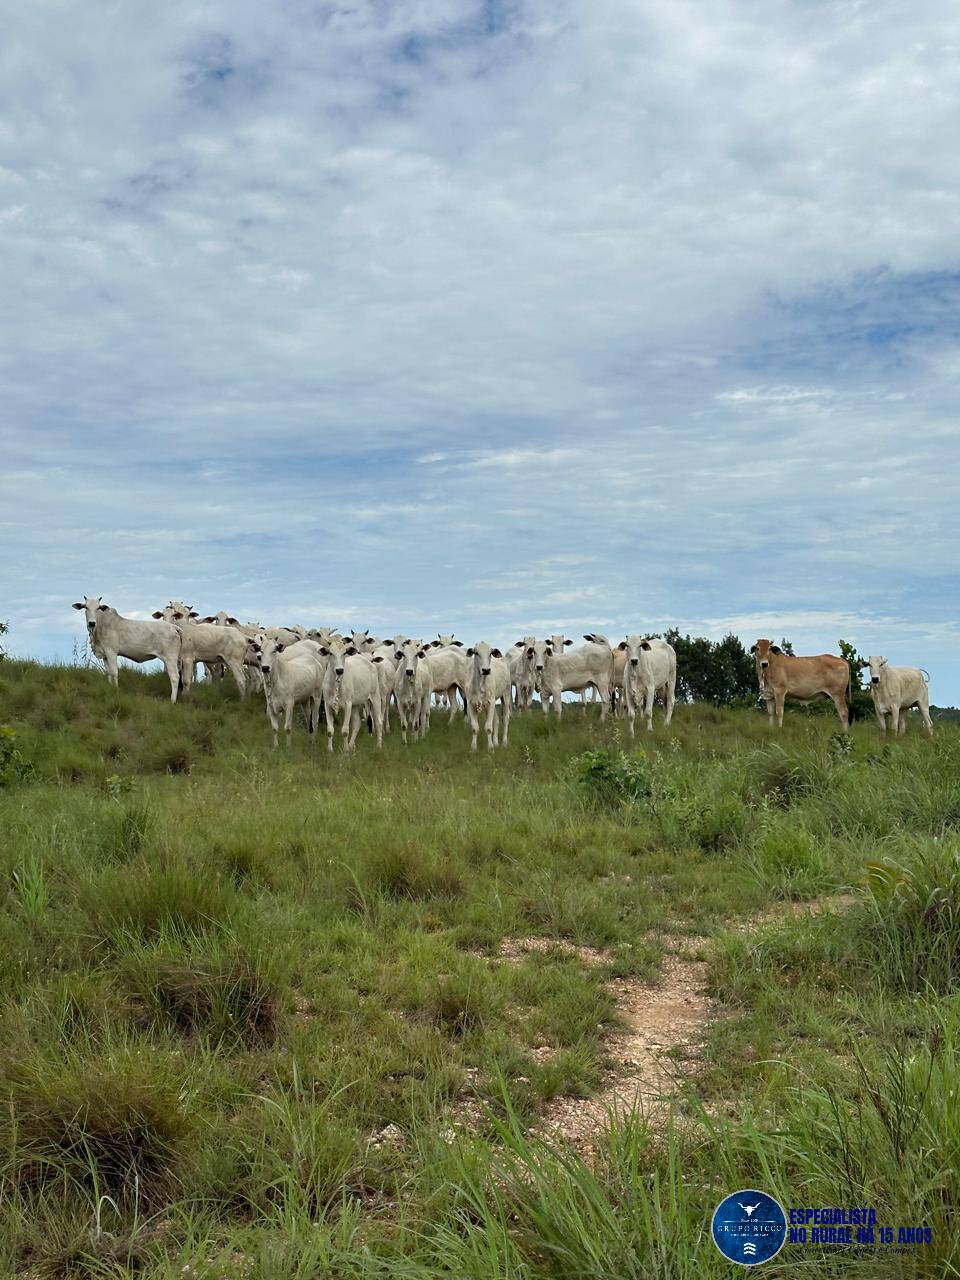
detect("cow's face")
(397, 638), (426, 680)
(617, 634), (651, 669)
(529, 639), (551, 675)
(321, 637), (351, 677)
(72, 596), (107, 633)
(350, 629), (371, 651)
(435, 634), (458, 648)
(468, 640), (502, 679)
(548, 634), (573, 654)
(750, 638), (782, 672)
(867, 656), (886, 686)
(257, 635), (285, 675)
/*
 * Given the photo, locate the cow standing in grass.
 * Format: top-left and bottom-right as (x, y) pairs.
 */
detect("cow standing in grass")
(465, 641), (511, 750)
(751, 639), (850, 730)
(867, 656), (933, 736)
(319, 636), (384, 752)
(619, 635), (677, 735)
(255, 634), (327, 747)
(73, 598), (182, 702)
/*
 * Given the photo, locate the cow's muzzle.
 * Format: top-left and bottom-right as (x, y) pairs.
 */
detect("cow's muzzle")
(871, 677), (879, 685)
(760, 660), (769, 669)
(481, 667), (491, 676)
(630, 657), (639, 666)
(261, 664), (271, 674)
(405, 668), (414, 677)
(87, 620), (96, 630)
(335, 665), (344, 675)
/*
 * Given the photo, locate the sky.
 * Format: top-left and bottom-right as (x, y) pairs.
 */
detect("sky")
(3, 0), (960, 699)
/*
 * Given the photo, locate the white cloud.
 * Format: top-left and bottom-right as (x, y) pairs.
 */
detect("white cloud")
(1, 0), (959, 698)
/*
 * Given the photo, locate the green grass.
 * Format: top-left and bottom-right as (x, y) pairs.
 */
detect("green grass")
(1, 657), (958, 1276)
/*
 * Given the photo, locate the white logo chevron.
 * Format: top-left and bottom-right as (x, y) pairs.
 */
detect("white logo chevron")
(743, 1242), (757, 1256)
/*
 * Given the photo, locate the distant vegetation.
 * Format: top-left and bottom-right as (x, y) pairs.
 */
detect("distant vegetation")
(0, 655), (958, 1275)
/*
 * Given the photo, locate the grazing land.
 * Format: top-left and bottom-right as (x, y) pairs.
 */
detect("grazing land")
(1, 658), (958, 1278)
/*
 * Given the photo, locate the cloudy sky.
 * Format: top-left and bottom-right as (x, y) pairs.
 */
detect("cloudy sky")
(4, 0), (959, 698)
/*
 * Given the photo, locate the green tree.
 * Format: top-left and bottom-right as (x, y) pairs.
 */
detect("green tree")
(0, 620), (7, 661)
(663, 630), (757, 705)
(838, 638), (873, 722)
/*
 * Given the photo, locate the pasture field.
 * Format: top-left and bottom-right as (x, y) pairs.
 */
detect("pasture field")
(1, 658), (959, 1278)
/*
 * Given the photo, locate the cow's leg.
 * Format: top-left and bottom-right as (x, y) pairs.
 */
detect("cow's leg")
(500, 695), (510, 748)
(774, 690), (785, 728)
(832, 689), (850, 731)
(266, 699), (280, 749)
(324, 702), (336, 752)
(763, 693), (774, 727)
(485, 699), (497, 749)
(372, 695), (384, 748)
(162, 655), (180, 703)
(897, 708), (908, 736)
(597, 677), (610, 721)
(918, 693), (934, 736)
(875, 701), (887, 732)
(662, 680), (675, 726)
(447, 686), (460, 723)
(644, 686), (655, 732)
(345, 703), (358, 750)
(225, 658), (247, 698)
(180, 658), (196, 695)
(284, 699), (295, 747)
(468, 704), (479, 752)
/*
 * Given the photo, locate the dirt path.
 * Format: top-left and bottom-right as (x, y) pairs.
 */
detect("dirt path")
(495, 892), (856, 1149)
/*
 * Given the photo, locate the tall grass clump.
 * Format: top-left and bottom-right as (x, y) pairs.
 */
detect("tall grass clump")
(864, 837), (960, 993)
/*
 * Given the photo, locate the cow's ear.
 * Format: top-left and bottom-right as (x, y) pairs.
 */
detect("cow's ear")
(98, 604), (109, 612)
(275, 642), (285, 653)
(319, 647), (330, 656)
(617, 640), (627, 650)
(640, 640), (651, 650)
(564, 638), (573, 646)
(491, 647), (502, 658)
(418, 649), (427, 659)
(373, 654), (383, 663)
(189, 611), (199, 618)
(526, 647), (535, 658)
(228, 616), (239, 626)
(467, 647), (475, 657)
(749, 643), (757, 654)
(453, 640), (463, 647)
(346, 646), (357, 656)
(152, 610), (164, 619)
(395, 650), (403, 660)
(770, 644), (782, 655)
(72, 601), (85, 610)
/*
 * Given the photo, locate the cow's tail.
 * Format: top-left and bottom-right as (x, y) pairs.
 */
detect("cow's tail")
(921, 668), (931, 683)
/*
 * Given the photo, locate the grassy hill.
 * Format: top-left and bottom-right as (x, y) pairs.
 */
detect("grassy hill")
(1, 657), (958, 1277)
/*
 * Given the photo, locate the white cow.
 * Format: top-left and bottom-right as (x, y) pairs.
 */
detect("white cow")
(152, 605), (248, 697)
(256, 635), (327, 747)
(507, 636), (537, 711)
(422, 644), (468, 724)
(867, 656), (933, 736)
(319, 637), (384, 752)
(619, 635), (677, 735)
(392, 639), (433, 742)
(465, 641), (511, 751)
(537, 634), (613, 720)
(73, 598), (182, 702)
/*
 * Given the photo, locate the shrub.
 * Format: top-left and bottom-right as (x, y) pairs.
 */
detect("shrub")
(694, 796), (747, 853)
(576, 748), (651, 809)
(0, 725), (30, 785)
(364, 843), (464, 902)
(97, 800), (153, 861)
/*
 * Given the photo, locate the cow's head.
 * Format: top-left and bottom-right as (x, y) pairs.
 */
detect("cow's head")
(750, 638), (782, 672)
(319, 635), (352, 677)
(548, 634), (573, 653)
(72, 596), (108, 633)
(528, 638), (552, 675)
(256, 634), (285, 676)
(434, 633), (460, 648)
(467, 640), (502, 679)
(397, 637), (426, 680)
(617, 634), (652, 669)
(867, 656), (887, 686)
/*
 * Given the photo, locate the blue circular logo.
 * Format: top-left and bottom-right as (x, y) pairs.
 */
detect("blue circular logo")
(711, 1189), (787, 1266)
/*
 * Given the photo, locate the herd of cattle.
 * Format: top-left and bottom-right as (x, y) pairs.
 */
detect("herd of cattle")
(72, 598), (936, 750)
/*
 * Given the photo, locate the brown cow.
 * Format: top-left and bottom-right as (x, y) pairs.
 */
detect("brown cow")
(750, 639), (850, 730)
